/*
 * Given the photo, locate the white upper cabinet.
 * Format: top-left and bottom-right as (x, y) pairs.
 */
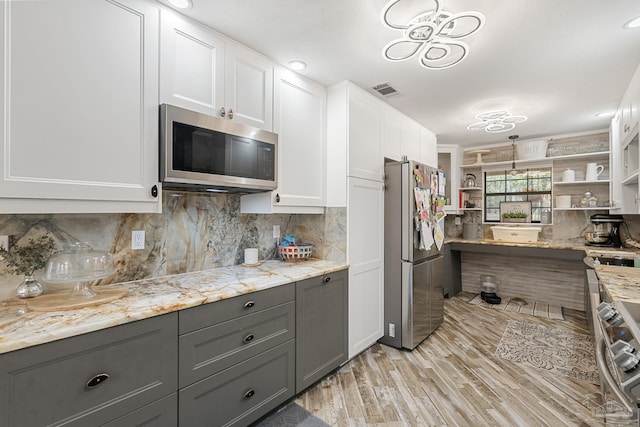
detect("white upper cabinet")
(419, 126), (438, 167)
(401, 117), (421, 163)
(160, 11), (224, 117)
(383, 106), (403, 161)
(348, 88), (384, 182)
(160, 10), (273, 131)
(0, 0), (161, 213)
(241, 68), (326, 214)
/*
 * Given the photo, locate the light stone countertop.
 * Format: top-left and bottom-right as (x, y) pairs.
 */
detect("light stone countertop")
(594, 265), (640, 304)
(0, 259), (348, 355)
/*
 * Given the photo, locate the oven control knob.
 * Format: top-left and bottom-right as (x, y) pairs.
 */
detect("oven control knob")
(597, 303), (625, 326)
(614, 350), (640, 373)
(612, 340), (637, 356)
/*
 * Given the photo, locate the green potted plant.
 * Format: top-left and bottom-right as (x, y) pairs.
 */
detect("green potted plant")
(0, 233), (56, 298)
(501, 212), (528, 223)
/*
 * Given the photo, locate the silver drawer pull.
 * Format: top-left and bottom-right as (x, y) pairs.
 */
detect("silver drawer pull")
(243, 333), (255, 343)
(86, 373), (110, 389)
(243, 389), (255, 399)
(244, 301), (255, 309)
(323, 277), (331, 283)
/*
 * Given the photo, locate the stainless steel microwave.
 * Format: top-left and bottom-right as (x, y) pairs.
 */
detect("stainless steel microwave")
(160, 104), (277, 193)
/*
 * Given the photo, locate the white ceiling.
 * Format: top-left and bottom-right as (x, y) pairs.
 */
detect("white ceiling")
(169, 0), (640, 148)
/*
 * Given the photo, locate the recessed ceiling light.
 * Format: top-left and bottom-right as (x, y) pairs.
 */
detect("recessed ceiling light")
(168, 0), (192, 9)
(624, 16), (640, 29)
(595, 111), (615, 118)
(288, 60), (307, 71)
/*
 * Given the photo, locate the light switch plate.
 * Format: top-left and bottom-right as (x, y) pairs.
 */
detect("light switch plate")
(454, 216), (461, 225)
(273, 225), (280, 239)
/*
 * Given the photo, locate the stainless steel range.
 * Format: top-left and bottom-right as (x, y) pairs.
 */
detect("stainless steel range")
(589, 268), (640, 425)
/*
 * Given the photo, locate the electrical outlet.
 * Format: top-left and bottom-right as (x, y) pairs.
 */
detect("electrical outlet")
(0, 235), (8, 261)
(454, 216), (461, 225)
(273, 225), (280, 239)
(131, 230), (145, 250)
(389, 323), (395, 338)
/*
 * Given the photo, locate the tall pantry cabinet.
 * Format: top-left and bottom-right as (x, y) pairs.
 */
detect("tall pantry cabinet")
(327, 81), (385, 359)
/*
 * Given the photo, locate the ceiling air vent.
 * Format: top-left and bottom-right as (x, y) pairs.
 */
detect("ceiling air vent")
(372, 82), (399, 97)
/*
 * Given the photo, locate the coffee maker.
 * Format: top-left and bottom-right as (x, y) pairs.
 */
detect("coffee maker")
(585, 214), (625, 247)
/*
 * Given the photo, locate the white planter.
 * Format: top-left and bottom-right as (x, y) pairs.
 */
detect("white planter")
(491, 226), (542, 243)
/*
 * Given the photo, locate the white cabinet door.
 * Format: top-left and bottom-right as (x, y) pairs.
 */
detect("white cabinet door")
(438, 144), (463, 213)
(419, 126), (438, 167)
(160, 11), (273, 131)
(225, 43), (274, 131)
(241, 68), (325, 213)
(347, 87), (383, 182)
(401, 117), (421, 162)
(160, 10), (225, 117)
(347, 177), (384, 359)
(383, 106), (403, 161)
(0, 0), (160, 213)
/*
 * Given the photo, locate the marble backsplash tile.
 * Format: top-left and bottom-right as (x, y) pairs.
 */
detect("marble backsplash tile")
(0, 191), (347, 300)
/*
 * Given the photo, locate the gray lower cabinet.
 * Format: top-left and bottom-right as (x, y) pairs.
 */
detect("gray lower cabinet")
(295, 269), (348, 393)
(178, 283), (296, 427)
(0, 312), (177, 427)
(102, 393), (177, 427)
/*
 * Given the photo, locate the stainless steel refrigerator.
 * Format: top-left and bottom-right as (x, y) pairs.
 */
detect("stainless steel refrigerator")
(380, 160), (446, 350)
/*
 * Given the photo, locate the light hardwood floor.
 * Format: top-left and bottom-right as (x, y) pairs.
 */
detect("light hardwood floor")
(295, 292), (605, 426)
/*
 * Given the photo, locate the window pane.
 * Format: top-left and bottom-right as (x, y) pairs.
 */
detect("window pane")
(483, 167), (552, 223)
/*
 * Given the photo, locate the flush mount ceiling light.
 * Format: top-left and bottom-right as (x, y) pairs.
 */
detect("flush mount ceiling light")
(624, 16), (640, 29)
(168, 0), (192, 9)
(287, 60), (307, 71)
(595, 111), (615, 118)
(467, 111), (528, 133)
(381, 0), (484, 70)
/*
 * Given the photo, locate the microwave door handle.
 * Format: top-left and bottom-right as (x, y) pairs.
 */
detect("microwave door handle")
(596, 336), (637, 417)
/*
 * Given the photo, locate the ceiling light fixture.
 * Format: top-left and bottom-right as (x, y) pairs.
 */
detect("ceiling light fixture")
(624, 16), (640, 29)
(595, 111), (615, 118)
(167, 0), (192, 9)
(467, 111), (527, 133)
(287, 60), (307, 71)
(380, 0), (484, 70)
(509, 135), (519, 176)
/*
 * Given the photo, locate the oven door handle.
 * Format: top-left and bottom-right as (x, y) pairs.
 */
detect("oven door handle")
(596, 336), (637, 416)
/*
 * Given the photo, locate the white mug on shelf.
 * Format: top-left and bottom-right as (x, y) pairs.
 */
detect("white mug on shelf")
(562, 169), (575, 182)
(585, 163), (604, 181)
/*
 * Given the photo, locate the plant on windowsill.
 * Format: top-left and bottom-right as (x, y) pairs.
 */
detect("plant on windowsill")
(501, 212), (528, 223)
(0, 233), (56, 299)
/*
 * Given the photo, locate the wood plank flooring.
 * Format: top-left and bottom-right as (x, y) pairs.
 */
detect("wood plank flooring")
(295, 292), (605, 426)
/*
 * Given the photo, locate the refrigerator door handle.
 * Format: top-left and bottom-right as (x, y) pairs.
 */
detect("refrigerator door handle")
(401, 162), (412, 261)
(401, 261), (413, 349)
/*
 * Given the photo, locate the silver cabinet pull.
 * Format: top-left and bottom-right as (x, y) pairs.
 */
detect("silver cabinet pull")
(244, 301), (255, 309)
(219, 107), (226, 118)
(243, 389), (255, 399)
(86, 373), (110, 389)
(243, 333), (255, 343)
(228, 109), (234, 119)
(323, 277), (331, 284)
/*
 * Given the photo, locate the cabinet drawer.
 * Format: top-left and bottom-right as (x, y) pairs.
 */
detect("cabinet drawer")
(102, 393), (177, 427)
(179, 340), (295, 427)
(0, 313), (177, 427)
(179, 283), (294, 334)
(179, 301), (295, 387)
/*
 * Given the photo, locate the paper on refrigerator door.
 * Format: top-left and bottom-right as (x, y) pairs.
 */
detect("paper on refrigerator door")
(421, 221), (434, 250)
(434, 219), (444, 250)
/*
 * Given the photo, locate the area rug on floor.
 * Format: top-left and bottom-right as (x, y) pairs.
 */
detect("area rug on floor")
(253, 403), (330, 427)
(495, 320), (600, 385)
(468, 294), (564, 320)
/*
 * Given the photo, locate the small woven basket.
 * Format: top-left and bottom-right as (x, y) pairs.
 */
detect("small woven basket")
(278, 244), (313, 261)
